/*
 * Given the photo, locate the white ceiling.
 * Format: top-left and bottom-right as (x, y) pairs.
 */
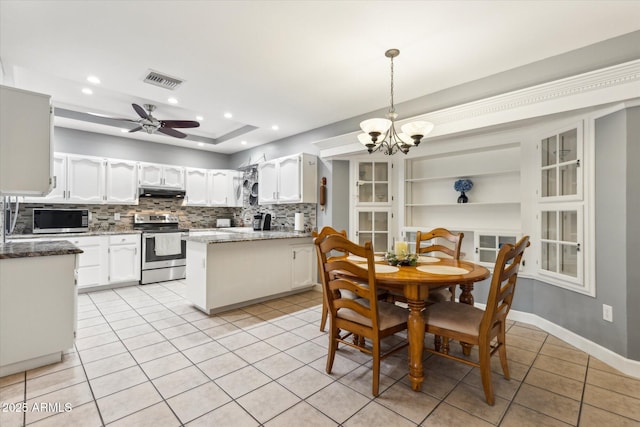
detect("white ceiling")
(1, 1), (639, 154)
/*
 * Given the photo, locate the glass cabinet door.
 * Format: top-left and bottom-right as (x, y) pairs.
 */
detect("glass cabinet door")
(355, 210), (390, 253)
(356, 161), (390, 205)
(475, 233), (518, 266)
(540, 209), (580, 279)
(540, 126), (581, 200)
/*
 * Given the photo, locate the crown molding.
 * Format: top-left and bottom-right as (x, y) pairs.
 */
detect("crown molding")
(315, 59), (640, 158)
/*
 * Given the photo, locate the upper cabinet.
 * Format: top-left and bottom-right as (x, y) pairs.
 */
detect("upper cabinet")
(24, 153), (138, 205)
(139, 162), (184, 189)
(258, 153), (317, 205)
(355, 161), (391, 205)
(66, 155), (105, 203)
(209, 170), (230, 206)
(185, 168), (243, 207)
(0, 85), (53, 196)
(105, 159), (138, 204)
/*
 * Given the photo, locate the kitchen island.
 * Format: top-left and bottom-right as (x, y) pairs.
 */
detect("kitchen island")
(0, 240), (81, 376)
(185, 230), (316, 314)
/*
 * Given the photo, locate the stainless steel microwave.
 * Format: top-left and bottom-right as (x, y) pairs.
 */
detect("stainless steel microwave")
(32, 209), (89, 234)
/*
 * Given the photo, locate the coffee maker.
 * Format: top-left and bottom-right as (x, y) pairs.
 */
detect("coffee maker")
(252, 213), (272, 231)
(252, 213), (263, 231)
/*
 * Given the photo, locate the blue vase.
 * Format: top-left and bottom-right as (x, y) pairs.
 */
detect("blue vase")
(457, 191), (468, 203)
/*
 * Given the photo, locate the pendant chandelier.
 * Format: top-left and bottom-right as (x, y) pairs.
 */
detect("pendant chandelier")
(358, 49), (434, 155)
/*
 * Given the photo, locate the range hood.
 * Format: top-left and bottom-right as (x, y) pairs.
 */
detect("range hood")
(139, 187), (186, 198)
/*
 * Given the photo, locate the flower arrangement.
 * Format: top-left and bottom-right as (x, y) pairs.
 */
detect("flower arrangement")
(454, 178), (473, 192)
(385, 252), (418, 266)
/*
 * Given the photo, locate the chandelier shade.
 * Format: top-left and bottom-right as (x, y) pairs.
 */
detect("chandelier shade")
(359, 49), (434, 155)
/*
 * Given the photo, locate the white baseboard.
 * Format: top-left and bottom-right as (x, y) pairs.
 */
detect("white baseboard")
(476, 303), (640, 379)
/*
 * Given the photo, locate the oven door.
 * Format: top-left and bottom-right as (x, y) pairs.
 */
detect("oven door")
(141, 232), (187, 270)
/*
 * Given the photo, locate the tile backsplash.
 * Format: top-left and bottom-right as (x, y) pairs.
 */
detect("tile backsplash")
(6, 197), (316, 235)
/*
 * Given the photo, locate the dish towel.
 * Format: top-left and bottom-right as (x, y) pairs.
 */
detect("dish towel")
(154, 233), (182, 256)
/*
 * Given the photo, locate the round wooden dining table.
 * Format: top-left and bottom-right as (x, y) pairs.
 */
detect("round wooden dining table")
(362, 257), (490, 392)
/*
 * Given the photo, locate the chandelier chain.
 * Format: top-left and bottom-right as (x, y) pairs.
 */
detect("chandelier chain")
(389, 55), (395, 114)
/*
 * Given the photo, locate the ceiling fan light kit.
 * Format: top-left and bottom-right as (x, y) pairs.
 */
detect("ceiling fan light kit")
(359, 48), (434, 155)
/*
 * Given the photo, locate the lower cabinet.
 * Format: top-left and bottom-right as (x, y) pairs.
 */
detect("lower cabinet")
(0, 253), (76, 376)
(291, 244), (315, 289)
(107, 234), (141, 284)
(186, 237), (317, 313)
(13, 234), (141, 289)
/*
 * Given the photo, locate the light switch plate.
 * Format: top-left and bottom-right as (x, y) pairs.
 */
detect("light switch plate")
(114, 213), (121, 220)
(603, 304), (613, 322)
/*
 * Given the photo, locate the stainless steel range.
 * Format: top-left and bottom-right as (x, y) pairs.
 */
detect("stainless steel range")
(134, 214), (188, 284)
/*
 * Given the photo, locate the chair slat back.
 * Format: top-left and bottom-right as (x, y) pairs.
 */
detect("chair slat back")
(416, 228), (463, 259)
(313, 226), (348, 259)
(480, 236), (530, 334)
(315, 234), (380, 330)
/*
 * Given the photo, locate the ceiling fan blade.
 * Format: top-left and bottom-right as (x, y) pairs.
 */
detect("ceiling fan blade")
(161, 120), (200, 129)
(128, 126), (143, 133)
(87, 112), (138, 122)
(157, 127), (187, 138)
(132, 103), (150, 119)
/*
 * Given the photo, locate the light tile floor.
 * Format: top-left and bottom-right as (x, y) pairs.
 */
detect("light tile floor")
(1, 280), (639, 426)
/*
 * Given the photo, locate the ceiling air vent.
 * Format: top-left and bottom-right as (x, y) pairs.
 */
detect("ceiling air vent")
(143, 70), (184, 90)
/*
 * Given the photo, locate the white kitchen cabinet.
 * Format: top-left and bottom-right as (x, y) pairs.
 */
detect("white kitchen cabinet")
(106, 160), (138, 204)
(0, 85), (53, 196)
(186, 168), (242, 207)
(228, 170), (244, 207)
(139, 162), (185, 189)
(66, 155), (105, 203)
(15, 236), (104, 288)
(107, 234), (140, 284)
(185, 168), (209, 206)
(258, 153), (317, 204)
(186, 237), (316, 314)
(258, 160), (279, 204)
(23, 153), (67, 203)
(291, 244), (315, 289)
(209, 170), (229, 206)
(14, 234), (141, 289)
(0, 252), (76, 376)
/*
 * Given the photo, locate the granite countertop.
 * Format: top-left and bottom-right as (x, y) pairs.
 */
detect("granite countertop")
(7, 230), (142, 239)
(187, 230), (312, 244)
(0, 241), (83, 259)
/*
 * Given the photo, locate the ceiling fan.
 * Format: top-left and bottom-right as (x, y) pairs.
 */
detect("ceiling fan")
(104, 103), (200, 138)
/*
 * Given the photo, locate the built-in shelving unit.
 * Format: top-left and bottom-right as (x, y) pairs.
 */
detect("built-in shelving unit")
(402, 142), (522, 265)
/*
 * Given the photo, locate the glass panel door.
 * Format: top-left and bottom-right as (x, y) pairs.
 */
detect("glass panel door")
(356, 161), (390, 205)
(355, 209), (390, 253)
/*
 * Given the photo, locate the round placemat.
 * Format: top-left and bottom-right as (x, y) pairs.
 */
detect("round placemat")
(418, 256), (440, 263)
(355, 264), (399, 273)
(347, 255), (384, 262)
(416, 265), (469, 275)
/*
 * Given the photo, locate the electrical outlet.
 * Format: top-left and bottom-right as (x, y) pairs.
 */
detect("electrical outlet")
(603, 304), (613, 322)
(114, 213), (121, 220)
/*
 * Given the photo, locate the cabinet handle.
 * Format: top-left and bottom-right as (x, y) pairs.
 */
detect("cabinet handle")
(293, 251), (296, 260)
(52, 176), (57, 189)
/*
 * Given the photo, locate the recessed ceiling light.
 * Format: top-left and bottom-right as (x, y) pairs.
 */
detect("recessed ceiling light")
(241, 140), (248, 145)
(224, 112), (233, 119)
(196, 115), (204, 121)
(120, 129), (128, 133)
(197, 142), (204, 147)
(87, 75), (101, 84)
(82, 88), (93, 95)
(167, 97), (178, 104)
(271, 125), (279, 131)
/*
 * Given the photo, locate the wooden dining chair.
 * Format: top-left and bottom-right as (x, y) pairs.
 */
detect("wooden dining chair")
(423, 235), (530, 405)
(416, 228), (464, 303)
(312, 226), (347, 332)
(315, 234), (409, 396)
